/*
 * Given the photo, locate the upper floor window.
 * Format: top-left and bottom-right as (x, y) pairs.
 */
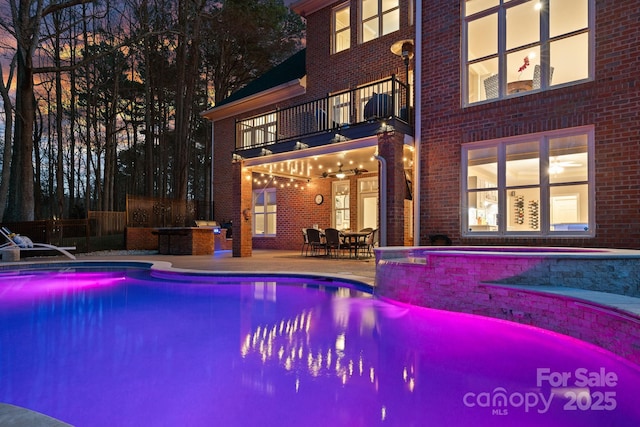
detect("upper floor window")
(238, 113), (277, 149)
(361, 0), (400, 43)
(462, 126), (594, 237)
(333, 3), (351, 53)
(464, 0), (592, 105)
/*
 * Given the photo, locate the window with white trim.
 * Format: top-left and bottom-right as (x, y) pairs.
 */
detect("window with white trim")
(462, 126), (594, 236)
(253, 188), (277, 236)
(361, 0), (400, 43)
(238, 113), (277, 149)
(333, 181), (350, 230)
(333, 3), (351, 54)
(464, 0), (592, 104)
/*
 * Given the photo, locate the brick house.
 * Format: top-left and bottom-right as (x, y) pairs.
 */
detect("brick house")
(202, 0), (416, 255)
(202, 0), (640, 255)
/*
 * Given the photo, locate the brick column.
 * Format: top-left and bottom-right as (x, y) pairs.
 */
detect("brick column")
(377, 129), (406, 246)
(232, 161), (253, 257)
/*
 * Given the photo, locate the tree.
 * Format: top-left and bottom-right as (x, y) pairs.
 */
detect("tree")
(3, 0), (94, 221)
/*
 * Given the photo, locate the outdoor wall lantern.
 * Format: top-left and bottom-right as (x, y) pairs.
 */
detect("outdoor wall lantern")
(376, 121), (395, 135)
(294, 141), (309, 150)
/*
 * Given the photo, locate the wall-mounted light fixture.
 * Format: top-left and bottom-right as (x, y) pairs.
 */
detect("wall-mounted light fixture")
(294, 141), (309, 150)
(260, 148), (273, 156)
(330, 133), (350, 143)
(376, 121), (395, 135)
(232, 153), (244, 162)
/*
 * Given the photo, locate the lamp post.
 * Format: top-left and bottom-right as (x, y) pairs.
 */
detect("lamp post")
(390, 39), (414, 123)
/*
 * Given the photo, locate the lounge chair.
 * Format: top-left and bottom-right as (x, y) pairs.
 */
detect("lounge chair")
(0, 227), (76, 260)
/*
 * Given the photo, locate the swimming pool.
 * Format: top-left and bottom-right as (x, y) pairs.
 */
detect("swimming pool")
(1, 263), (639, 426)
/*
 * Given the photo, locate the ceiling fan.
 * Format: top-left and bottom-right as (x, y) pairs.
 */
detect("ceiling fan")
(321, 163), (369, 179)
(549, 157), (582, 174)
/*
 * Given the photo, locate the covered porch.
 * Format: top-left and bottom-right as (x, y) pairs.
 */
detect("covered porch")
(231, 124), (415, 257)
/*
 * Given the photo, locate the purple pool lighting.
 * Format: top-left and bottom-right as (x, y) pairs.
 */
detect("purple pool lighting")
(1, 265), (639, 426)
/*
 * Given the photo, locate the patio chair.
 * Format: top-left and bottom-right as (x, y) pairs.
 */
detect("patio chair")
(301, 228), (310, 256)
(324, 228), (347, 259)
(0, 227), (76, 260)
(305, 228), (326, 257)
(355, 228), (376, 257)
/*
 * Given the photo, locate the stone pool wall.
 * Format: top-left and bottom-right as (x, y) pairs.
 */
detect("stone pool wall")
(375, 247), (640, 364)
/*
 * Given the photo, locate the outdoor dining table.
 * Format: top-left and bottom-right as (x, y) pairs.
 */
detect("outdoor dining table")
(341, 231), (371, 259)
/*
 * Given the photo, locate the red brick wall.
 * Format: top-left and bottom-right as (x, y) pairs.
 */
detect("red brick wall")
(378, 130), (406, 246)
(305, 0), (415, 98)
(125, 227), (158, 250)
(420, 0), (640, 249)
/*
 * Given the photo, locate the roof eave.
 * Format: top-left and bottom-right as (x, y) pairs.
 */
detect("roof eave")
(201, 76), (307, 122)
(291, 0), (332, 17)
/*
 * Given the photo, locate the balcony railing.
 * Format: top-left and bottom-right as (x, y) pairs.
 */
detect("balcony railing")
(236, 76), (409, 150)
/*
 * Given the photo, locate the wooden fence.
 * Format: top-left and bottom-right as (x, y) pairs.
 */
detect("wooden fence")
(88, 211), (126, 236)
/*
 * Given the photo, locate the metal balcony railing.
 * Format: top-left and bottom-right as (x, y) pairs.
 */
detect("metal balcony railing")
(236, 76), (409, 150)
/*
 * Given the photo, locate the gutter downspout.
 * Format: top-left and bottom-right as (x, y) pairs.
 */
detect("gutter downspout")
(374, 154), (387, 247)
(413, 0), (422, 245)
(210, 122), (215, 220)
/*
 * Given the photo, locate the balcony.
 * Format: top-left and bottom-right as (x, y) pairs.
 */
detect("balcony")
(235, 76), (411, 158)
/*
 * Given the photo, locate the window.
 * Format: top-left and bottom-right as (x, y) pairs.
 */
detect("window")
(358, 177), (378, 230)
(238, 113), (277, 149)
(462, 126), (593, 236)
(333, 3), (351, 53)
(464, 0), (592, 104)
(361, 0), (400, 43)
(333, 181), (350, 230)
(253, 188), (277, 236)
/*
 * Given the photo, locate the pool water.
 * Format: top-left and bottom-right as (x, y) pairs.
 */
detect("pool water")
(0, 266), (639, 426)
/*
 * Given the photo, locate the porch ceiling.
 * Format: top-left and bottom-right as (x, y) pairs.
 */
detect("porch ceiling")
(243, 138), (414, 181)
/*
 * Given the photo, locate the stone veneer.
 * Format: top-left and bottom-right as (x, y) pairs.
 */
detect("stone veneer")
(375, 247), (640, 365)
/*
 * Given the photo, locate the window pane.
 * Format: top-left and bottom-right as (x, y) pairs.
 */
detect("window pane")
(335, 29), (350, 53)
(506, 1), (540, 51)
(255, 192), (264, 205)
(382, 9), (400, 35)
(550, 0), (588, 37)
(382, 0), (398, 13)
(549, 134), (588, 184)
(506, 141), (539, 186)
(550, 33), (589, 85)
(467, 14), (497, 60)
(266, 214), (277, 234)
(469, 58), (499, 102)
(550, 185), (589, 231)
(335, 7), (349, 30)
(362, 0), (377, 20)
(467, 190), (498, 230)
(362, 17), (379, 42)
(467, 147), (497, 187)
(506, 48), (539, 92)
(254, 214), (265, 234)
(266, 191), (276, 205)
(465, 0), (498, 16)
(507, 189), (540, 231)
